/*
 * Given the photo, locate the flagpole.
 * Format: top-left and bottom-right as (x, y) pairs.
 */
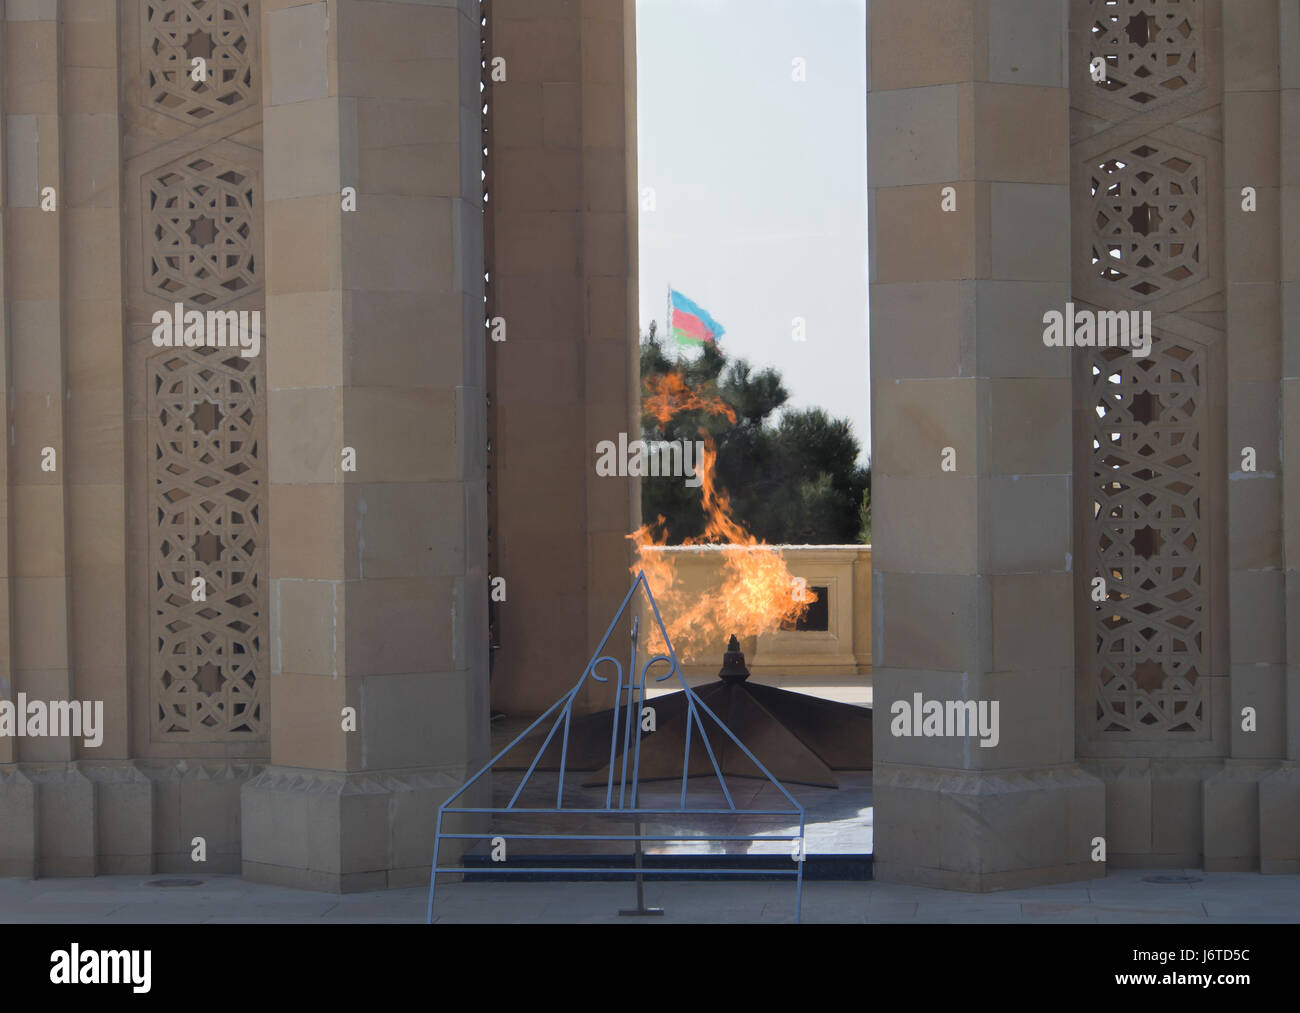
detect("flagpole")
(666, 281), (672, 349)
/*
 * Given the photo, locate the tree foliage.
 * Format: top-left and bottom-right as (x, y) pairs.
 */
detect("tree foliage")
(640, 323), (871, 545)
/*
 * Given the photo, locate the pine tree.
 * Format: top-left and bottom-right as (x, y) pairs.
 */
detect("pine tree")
(640, 324), (870, 545)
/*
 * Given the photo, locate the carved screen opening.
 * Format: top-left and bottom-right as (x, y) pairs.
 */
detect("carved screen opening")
(1087, 0), (1202, 111)
(148, 347), (267, 741)
(1088, 337), (1206, 733)
(1087, 139), (1206, 302)
(145, 152), (259, 309)
(1074, 0), (1219, 742)
(145, 0), (257, 124)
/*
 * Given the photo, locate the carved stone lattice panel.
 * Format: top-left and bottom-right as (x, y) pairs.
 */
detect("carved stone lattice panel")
(149, 348), (266, 741)
(144, 151), (259, 309)
(1087, 139), (1206, 302)
(1089, 337), (1206, 734)
(145, 0), (257, 124)
(1084, 0), (1203, 111)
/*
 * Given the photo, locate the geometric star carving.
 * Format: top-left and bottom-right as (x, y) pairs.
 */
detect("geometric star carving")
(1127, 202), (1161, 236)
(194, 531), (224, 563)
(1131, 659), (1167, 692)
(1130, 389), (1163, 425)
(1124, 12), (1156, 47)
(194, 662), (226, 694)
(184, 30), (215, 63)
(186, 215), (218, 248)
(1130, 524), (1162, 560)
(189, 401), (224, 435)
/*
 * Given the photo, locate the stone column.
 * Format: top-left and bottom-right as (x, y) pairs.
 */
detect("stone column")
(869, 0), (1105, 890)
(242, 0), (489, 891)
(63, 0), (139, 875)
(1210, 0), (1285, 872)
(1268, 0), (1300, 873)
(0, 0), (96, 877)
(487, 0), (640, 716)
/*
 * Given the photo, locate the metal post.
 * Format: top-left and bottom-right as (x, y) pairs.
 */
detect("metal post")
(425, 808), (444, 924)
(618, 816), (663, 917)
(619, 615), (662, 915)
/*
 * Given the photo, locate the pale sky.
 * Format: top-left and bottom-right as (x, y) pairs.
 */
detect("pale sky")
(636, 0), (870, 460)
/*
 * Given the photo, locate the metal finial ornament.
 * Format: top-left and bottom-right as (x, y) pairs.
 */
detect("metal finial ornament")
(717, 634), (751, 682)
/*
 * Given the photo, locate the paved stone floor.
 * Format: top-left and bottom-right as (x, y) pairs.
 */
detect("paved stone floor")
(1, 869), (1297, 923)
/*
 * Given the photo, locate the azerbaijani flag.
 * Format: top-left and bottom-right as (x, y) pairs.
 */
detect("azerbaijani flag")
(670, 289), (726, 347)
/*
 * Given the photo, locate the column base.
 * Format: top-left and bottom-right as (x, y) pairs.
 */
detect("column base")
(1259, 763), (1300, 874)
(1081, 757), (1222, 868)
(0, 759), (262, 878)
(140, 759), (263, 874)
(0, 766), (37, 877)
(872, 763), (1107, 892)
(1203, 760), (1277, 872)
(240, 765), (486, 893)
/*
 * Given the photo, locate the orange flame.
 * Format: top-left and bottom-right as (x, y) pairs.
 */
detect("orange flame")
(630, 371), (815, 656)
(643, 371), (737, 427)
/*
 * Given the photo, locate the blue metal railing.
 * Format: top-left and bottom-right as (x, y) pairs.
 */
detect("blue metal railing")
(426, 571), (806, 923)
